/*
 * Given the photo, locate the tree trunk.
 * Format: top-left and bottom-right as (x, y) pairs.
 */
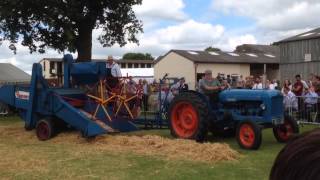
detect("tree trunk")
(76, 25), (93, 62)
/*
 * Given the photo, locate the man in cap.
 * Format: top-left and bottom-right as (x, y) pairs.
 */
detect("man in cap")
(106, 55), (122, 78)
(199, 70), (222, 102)
(199, 70), (221, 92)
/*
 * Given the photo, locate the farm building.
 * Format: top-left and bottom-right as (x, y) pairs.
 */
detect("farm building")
(39, 58), (155, 85)
(0, 63), (31, 84)
(154, 48), (279, 90)
(235, 44), (280, 78)
(275, 27), (320, 81)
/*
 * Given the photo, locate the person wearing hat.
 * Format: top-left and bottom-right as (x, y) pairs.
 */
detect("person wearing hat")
(170, 77), (188, 96)
(105, 55), (122, 88)
(106, 55), (122, 78)
(199, 70), (222, 102)
(199, 70), (221, 92)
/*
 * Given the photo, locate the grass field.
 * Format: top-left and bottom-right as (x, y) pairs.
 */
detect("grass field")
(0, 116), (317, 180)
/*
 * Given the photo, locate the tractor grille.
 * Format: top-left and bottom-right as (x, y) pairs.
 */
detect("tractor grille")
(271, 96), (283, 117)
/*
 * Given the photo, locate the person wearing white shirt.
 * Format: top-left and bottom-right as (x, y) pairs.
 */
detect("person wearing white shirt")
(252, 77), (263, 90)
(304, 86), (318, 121)
(106, 55), (122, 88)
(301, 79), (309, 89)
(283, 88), (298, 112)
(304, 87), (318, 107)
(106, 55), (122, 77)
(269, 82), (275, 90)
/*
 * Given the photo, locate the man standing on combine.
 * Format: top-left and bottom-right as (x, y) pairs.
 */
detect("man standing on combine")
(106, 55), (122, 88)
(106, 55), (122, 78)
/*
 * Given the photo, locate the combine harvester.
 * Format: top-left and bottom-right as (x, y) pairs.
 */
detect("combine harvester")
(0, 54), (161, 140)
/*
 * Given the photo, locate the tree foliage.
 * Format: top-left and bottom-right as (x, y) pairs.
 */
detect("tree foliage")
(0, 0), (143, 61)
(122, 52), (154, 60)
(205, 46), (221, 52)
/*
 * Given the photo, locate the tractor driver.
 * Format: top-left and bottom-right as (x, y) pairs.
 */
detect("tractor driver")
(106, 55), (122, 88)
(199, 70), (222, 102)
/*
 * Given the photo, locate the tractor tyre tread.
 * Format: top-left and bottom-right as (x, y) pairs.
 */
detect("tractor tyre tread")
(236, 120), (262, 150)
(169, 92), (209, 142)
(273, 115), (299, 143)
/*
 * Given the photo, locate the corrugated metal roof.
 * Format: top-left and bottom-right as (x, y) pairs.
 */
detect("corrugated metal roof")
(235, 44), (280, 55)
(161, 49), (279, 64)
(275, 27), (320, 44)
(0, 63), (31, 83)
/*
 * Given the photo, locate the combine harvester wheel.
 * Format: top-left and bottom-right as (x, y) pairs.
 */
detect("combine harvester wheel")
(36, 119), (55, 141)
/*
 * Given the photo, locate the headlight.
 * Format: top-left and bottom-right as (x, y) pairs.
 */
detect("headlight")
(260, 104), (266, 110)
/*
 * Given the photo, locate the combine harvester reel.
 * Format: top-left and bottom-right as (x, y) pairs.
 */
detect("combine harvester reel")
(86, 76), (143, 121)
(0, 54), (144, 141)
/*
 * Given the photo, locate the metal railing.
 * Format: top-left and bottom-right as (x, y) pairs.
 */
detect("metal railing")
(285, 94), (320, 125)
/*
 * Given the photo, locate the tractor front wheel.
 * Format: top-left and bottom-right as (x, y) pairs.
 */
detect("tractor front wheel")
(236, 120), (262, 150)
(169, 92), (209, 142)
(36, 119), (55, 141)
(273, 116), (299, 143)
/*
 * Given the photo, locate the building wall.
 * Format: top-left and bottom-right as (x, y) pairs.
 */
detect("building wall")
(154, 52), (195, 89)
(250, 64), (279, 80)
(118, 62), (154, 69)
(266, 64), (280, 80)
(280, 62), (320, 82)
(280, 39), (320, 63)
(196, 63), (250, 78)
(279, 38), (320, 82)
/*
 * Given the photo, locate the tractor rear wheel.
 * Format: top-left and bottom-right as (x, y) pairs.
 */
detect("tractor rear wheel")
(236, 120), (262, 150)
(169, 92), (209, 142)
(36, 119), (55, 141)
(273, 116), (299, 143)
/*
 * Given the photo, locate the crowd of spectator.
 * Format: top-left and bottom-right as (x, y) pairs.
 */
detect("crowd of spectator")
(196, 71), (320, 122)
(281, 74), (320, 122)
(117, 71), (320, 122)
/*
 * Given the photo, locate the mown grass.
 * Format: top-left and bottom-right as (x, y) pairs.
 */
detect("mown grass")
(0, 116), (317, 180)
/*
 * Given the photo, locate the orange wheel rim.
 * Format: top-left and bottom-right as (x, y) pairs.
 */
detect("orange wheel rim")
(171, 102), (198, 138)
(239, 124), (255, 148)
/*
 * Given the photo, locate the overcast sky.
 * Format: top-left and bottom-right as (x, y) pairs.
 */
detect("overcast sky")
(1, 0), (320, 74)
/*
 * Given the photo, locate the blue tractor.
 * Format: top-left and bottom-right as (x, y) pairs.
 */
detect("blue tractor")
(168, 90), (299, 150)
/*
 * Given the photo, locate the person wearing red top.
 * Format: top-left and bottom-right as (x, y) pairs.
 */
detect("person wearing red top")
(292, 74), (305, 113)
(292, 75), (304, 96)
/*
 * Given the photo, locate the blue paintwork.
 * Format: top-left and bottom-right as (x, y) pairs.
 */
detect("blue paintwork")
(219, 89), (283, 123)
(63, 54), (74, 88)
(0, 54), (140, 138)
(71, 62), (107, 85)
(181, 89), (284, 131)
(191, 89), (285, 130)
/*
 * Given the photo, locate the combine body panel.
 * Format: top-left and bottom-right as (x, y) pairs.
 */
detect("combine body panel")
(0, 54), (139, 140)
